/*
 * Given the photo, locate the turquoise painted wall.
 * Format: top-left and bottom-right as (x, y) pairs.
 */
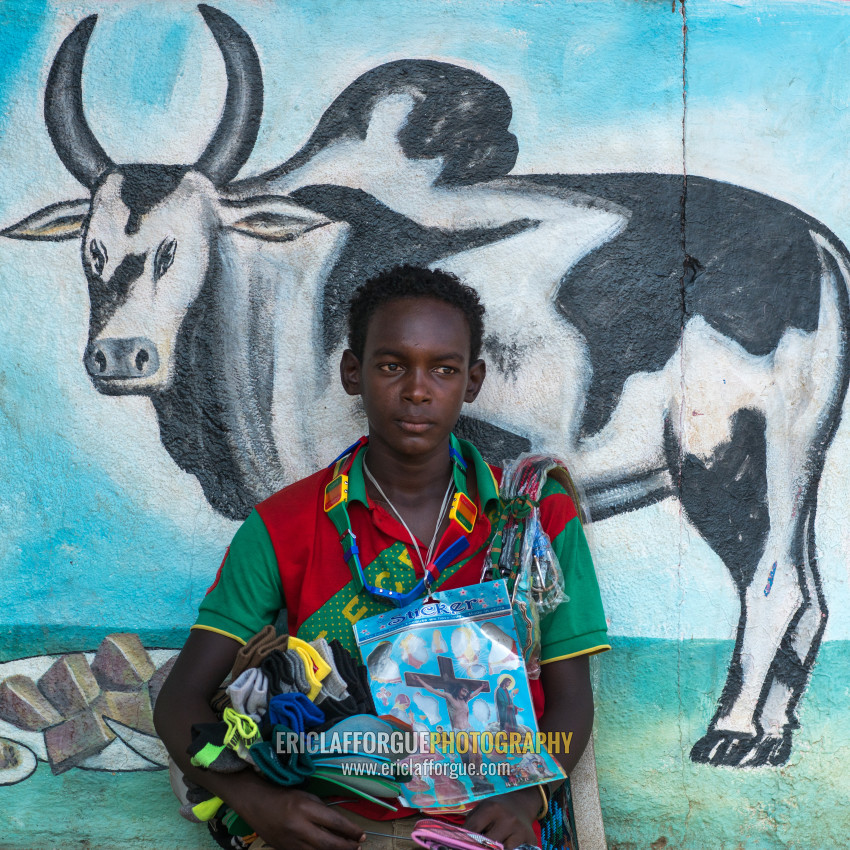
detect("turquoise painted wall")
(1, 1), (849, 847)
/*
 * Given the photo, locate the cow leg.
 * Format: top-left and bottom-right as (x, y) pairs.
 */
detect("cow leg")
(747, 497), (827, 766)
(684, 238), (847, 767)
(686, 419), (829, 768)
(676, 406), (804, 767)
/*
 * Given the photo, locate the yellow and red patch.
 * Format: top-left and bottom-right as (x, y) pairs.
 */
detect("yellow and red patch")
(449, 491), (477, 535)
(324, 474), (349, 513)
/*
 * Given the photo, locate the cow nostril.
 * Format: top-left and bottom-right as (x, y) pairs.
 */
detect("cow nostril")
(94, 349), (107, 374)
(135, 349), (149, 372)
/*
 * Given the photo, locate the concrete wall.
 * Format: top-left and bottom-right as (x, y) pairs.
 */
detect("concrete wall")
(1, 1), (849, 846)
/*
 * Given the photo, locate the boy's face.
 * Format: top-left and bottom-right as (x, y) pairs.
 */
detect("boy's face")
(340, 297), (486, 460)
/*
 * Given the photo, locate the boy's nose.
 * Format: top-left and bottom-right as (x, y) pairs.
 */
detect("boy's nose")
(402, 368), (431, 402)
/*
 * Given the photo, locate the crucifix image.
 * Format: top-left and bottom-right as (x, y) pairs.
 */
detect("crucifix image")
(406, 655), (491, 731)
(406, 655), (494, 792)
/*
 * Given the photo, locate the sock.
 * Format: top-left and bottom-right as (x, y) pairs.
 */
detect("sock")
(260, 650), (300, 696)
(328, 640), (377, 715)
(180, 795), (224, 823)
(310, 637), (349, 700)
(329, 640), (361, 694)
(209, 687), (232, 717)
(312, 692), (359, 733)
(227, 667), (269, 719)
(188, 722), (247, 772)
(231, 624), (289, 681)
(206, 816), (254, 850)
(356, 663), (377, 715)
(221, 707), (261, 760)
(285, 648), (313, 696)
(266, 692), (325, 733)
(290, 646), (326, 701)
(222, 807), (254, 837)
(184, 782), (211, 806)
(289, 636), (332, 682)
(250, 725), (315, 786)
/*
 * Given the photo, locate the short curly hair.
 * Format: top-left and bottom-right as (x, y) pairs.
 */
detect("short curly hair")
(347, 265), (486, 361)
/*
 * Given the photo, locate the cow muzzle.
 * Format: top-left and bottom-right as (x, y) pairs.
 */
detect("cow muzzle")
(84, 337), (160, 384)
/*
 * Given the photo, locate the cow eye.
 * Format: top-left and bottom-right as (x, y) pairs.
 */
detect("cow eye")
(89, 239), (107, 277)
(154, 238), (177, 280)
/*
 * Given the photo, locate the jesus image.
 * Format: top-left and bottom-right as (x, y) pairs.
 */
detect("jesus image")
(406, 656), (495, 793)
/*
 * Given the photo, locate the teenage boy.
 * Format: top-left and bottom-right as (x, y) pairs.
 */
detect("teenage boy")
(155, 265), (609, 850)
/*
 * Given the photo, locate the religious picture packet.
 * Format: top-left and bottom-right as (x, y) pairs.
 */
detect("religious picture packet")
(353, 580), (565, 810)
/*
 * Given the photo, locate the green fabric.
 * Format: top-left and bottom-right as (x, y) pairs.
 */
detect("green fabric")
(190, 741), (225, 769)
(191, 796), (224, 822)
(194, 509), (281, 644)
(540, 512), (609, 662)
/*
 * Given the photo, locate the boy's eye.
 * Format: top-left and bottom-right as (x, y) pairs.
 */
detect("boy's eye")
(435, 366), (457, 375)
(380, 363), (403, 372)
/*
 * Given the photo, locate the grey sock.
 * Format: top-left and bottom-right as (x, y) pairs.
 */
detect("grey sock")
(226, 667), (269, 719)
(310, 637), (350, 700)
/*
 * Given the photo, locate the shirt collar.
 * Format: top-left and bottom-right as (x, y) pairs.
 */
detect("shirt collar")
(346, 433), (500, 511)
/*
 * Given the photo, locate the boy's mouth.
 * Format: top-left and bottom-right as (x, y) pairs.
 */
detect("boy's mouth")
(397, 419), (433, 433)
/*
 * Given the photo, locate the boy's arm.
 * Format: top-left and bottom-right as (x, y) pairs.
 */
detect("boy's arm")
(154, 628), (365, 850)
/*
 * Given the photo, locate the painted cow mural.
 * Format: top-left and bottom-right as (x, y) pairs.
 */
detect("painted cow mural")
(3, 5), (849, 773)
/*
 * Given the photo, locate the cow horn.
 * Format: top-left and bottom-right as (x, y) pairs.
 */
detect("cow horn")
(195, 5), (263, 186)
(44, 16), (114, 190)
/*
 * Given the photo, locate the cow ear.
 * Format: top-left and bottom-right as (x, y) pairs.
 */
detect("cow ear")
(1, 199), (90, 241)
(219, 194), (332, 242)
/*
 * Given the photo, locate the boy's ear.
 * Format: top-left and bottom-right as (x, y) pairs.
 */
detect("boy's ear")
(464, 358), (486, 403)
(340, 349), (363, 396)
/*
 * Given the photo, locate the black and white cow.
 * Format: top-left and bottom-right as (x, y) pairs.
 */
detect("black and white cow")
(4, 5), (849, 770)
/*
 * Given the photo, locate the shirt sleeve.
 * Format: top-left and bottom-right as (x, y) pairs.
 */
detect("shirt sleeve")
(536, 476), (610, 663)
(192, 509), (284, 645)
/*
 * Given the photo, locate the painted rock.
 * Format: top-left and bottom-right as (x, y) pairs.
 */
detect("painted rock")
(44, 708), (115, 774)
(38, 653), (100, 717)
(0, 675), (63, 731)
(92, 686), (156, 737)
(90, 634), (155, 692)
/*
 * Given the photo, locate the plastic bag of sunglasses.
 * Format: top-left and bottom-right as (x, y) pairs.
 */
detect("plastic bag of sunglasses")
(411, 818), (504, 850)
(497, 455), (572, 618)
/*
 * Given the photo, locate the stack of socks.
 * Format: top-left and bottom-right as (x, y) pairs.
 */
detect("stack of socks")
(186, 627), (397, 839)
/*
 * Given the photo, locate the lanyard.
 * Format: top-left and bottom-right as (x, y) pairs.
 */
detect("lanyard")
(324, 437), (478, 607)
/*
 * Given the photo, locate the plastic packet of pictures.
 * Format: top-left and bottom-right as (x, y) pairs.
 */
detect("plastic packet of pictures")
(353, 580), (565, 812)
(484, 454), (587, 676)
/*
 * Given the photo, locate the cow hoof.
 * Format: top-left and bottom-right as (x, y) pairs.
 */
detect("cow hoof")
(756, 729), (794, 767)
(690, 726), (795, 767)
(689, 730), (760, 766)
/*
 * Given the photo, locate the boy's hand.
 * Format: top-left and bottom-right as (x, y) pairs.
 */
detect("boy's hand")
(238, 786), (365, 850)
(464, 787), (539, 849)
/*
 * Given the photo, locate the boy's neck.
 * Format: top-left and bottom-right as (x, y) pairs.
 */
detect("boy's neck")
(364, 434), (454, 502)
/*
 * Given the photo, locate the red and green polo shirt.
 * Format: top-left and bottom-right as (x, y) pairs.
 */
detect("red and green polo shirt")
(194, 436), (609, 667)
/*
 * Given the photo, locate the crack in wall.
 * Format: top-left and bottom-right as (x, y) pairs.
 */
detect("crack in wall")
(676, 0), (691, 840)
